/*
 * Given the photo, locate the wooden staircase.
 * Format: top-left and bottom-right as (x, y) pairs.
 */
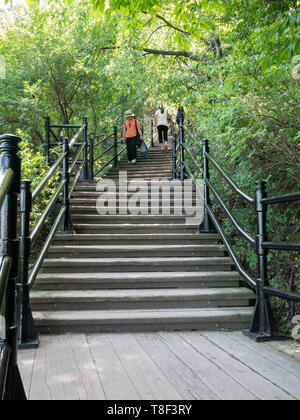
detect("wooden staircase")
(32, 147), (255, 333)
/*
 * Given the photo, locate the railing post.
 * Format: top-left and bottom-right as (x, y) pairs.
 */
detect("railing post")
(45, 116), (51, 166)
(172, 129), (177, 180)
(81, 117), (88, 181)
(113, 126), (120, 169)
(18, 180), (39, 350)
(89, 136), (94, 181)
(198, 139), (217, 234)
(151, 120), (154, 148)
(0, 134), (26, 400)
(244, 181), (278, 342)
(58, 138), (74, 234)
(179, 118), (185, 182)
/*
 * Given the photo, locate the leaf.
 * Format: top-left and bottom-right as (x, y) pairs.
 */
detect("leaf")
(261, 56), (272, 73)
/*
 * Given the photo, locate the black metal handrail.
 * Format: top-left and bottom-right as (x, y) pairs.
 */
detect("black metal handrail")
(0, 169), (14, 208)
(92, 125), (125, 178)
(181, 124), (300, 342)
(0, 134), (26, 400)
(0, 343), (11, 400)
(205, 153), (254, 204)
(205, 203), (257, 289)
(45, 117), (87, 165)
(0, 256), (12, 309)
(18, 121), (88, 350)
(206, 178), (256, 247)
(172, 122), (204, 182)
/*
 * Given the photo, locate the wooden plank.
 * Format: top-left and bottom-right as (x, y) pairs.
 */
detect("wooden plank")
(68, 334), (106, 400)
(86, 334), (140, 400)
(159, 332), (257, 400)
(51, 334), (106, 400)
(230, 332), (300, 378)
(180, 332), (294, 400)
(18, 348), (36, 398)
(52, 334), (87, 400)
(29, 335), (55, 400)
(27, 334), (97, 400)
(108, 333), (182, 400)
(203, 332), (300, 400)
(135, 333), (219, 400)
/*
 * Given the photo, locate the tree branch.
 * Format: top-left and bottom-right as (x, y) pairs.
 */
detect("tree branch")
(155, 14), (191, 35)
(143, 48), (206, 62)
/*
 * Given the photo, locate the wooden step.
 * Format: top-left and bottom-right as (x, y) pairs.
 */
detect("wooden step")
(30, 288), (255, 311)
(53, 233), (220, 246)
(33, 307), (254, 333)
(71, 214), (202, 225)
(70, 206), (201, 215)
(74, 184), (189, 192)
(71, 195), (199, 202)
(47, 244), (225, 258)
(74, 223), (200, 234)
(110, 167), (173, 173)
(104, 175), (173, 180)
(36, 271), (242, 290)
(42, 257), (234, 273)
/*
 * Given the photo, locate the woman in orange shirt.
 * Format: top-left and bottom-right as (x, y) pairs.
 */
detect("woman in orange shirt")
(122, 110), (143, 164)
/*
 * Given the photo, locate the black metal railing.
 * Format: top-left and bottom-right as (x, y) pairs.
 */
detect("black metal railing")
(0, 134), (26, 400)
(90, 120), (153, 179)
(178, 122), (300, 342)
(18, 121), (88, 349)
(172, 119), (189, 182)
(3, 116), (152, 359)
(91, 125), (125, 178)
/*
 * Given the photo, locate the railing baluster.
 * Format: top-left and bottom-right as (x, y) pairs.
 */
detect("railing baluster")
(89, 136), (94, 181)
(45, 116), (51, 166)
(59, 138), (74, 233)
(198, 139), (217, 234)
(0, 134), (26, 400)
(179, 118), (185, 182)
(113, 126), (120, 169)
(172, 129), (177, 180)
(80, 117), (88, 181)
(245, 181), (279, 342)
(151, 119), (154, 148)
(18, 180), (39, 349)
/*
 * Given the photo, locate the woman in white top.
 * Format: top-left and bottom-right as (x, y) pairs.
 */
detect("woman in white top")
(155, 105), (172, 150)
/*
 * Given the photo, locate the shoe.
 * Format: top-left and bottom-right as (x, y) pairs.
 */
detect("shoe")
(128, 161), (131, 164)
(131, 159), (136, 164)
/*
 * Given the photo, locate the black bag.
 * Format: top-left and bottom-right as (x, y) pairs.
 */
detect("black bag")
(135, 120), (142, 147)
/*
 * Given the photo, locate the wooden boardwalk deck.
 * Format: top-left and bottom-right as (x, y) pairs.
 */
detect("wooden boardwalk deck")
(18, 331), (300, 400)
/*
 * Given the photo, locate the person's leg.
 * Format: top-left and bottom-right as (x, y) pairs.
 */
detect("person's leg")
(163, 126), (169, 150)
(127, 138), (136, 162)
(127, 138), (137, 163)
(131, 138), (137, 162)
(126, 138), (131, 162)
(157, 126), (164, 150)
